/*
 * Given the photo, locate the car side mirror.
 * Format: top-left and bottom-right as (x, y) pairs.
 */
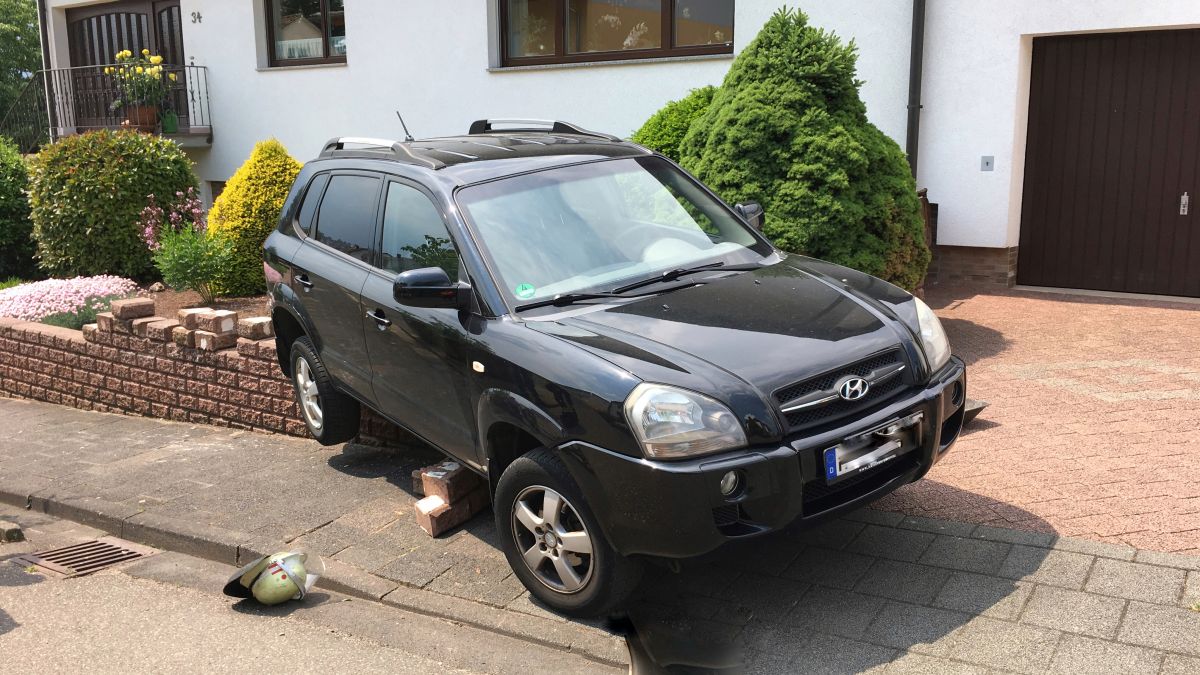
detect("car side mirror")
(393, 267), (471, 310)
(735, 202), (765, 231)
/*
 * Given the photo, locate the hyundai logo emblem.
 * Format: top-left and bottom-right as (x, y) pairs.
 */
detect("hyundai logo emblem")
(837, 377), (870, 401)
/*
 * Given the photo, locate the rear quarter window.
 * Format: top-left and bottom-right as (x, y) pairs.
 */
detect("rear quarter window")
(296, 173), (331, 236)
(314, 175), (381, 263)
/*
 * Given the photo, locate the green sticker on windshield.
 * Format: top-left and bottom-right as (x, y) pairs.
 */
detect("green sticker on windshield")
(514, 283), (536, 299)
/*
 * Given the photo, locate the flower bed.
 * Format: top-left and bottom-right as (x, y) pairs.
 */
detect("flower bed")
(0, 276), (139, 327)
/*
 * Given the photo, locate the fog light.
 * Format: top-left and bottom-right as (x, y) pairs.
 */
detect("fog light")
(719, 470), (741, 497)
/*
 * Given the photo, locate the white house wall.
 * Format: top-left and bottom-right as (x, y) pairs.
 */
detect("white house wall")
(919, 0), (1200, 248)
(160, 1), (913, 192)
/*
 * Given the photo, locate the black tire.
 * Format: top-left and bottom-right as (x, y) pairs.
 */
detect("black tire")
(288, 336), (360, 445)
(494, 448), (642, 618)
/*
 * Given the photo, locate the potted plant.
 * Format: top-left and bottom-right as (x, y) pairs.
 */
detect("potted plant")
(106, 49), (177, 132)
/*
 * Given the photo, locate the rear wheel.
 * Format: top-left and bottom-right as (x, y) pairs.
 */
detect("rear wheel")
(494, 448), (642, 618)
(289, 337), (360, 445)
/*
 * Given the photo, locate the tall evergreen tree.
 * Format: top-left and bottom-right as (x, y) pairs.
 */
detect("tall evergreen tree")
(679, 8), (929, 290)
(0, 0), (41, 120)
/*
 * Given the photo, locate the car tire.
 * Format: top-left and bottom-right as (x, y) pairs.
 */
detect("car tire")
(494, 448), (642, 618)
(289, 336), (360, 445)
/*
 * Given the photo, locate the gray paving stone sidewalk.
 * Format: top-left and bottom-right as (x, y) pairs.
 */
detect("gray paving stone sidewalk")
(2, 397), (1199, 673)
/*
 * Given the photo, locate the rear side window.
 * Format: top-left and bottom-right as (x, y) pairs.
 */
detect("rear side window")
(379, 182), (459, 279)
(296, 173), (330, 235)
(314, 175), (380, 262)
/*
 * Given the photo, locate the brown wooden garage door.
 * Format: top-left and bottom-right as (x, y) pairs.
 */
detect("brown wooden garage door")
(1018, 29), (1200, 296)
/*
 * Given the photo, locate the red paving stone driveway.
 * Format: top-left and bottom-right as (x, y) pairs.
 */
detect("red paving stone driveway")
(876, 286), (1200, 555)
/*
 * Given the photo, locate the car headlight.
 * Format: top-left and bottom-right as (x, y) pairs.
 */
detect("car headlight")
(913, 297), (951, 372)
(623, 384), (747, 460)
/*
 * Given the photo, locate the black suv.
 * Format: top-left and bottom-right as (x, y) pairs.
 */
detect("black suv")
(265, 119), (967, 617)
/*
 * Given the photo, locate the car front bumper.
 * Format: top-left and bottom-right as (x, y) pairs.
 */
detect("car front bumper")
(557, 356), (968, 558)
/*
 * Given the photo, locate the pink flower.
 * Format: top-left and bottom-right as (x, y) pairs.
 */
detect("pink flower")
(0, 276), (140, 322)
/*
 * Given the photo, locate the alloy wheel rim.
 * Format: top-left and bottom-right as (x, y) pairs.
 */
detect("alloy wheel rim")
(511, 485), (595, 594)
(295, 357), (323, 431)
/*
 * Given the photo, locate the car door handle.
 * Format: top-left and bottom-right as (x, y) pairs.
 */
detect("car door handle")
(295, 274), (314, 289)
(366, 309), (392, 329)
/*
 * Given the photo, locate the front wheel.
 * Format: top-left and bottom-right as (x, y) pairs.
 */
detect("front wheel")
(494, 448), (642, 618)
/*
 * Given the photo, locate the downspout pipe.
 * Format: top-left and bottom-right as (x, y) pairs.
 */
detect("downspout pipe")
(36, 0), (50, 71)
(905, 0), (926, 177)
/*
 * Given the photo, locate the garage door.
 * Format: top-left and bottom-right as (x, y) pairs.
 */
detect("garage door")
(1018, 29), (1200, 296)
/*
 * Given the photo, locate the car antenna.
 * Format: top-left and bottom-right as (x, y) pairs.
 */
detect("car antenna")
(396, 111), (415, 142)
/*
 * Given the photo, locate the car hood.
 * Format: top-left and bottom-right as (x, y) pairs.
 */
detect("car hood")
(529, 259), (912, 402)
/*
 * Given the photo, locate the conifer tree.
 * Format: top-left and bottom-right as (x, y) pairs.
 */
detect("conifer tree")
(679, 8), (929, 290)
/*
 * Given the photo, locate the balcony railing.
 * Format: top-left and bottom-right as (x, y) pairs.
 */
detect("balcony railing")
(0, 64), (212, 154)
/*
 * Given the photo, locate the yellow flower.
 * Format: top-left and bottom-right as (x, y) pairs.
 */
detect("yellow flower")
(136, 66), (144, 74)
(168, 73), (177, 82)
(104, 66), (113, 75)
(149, 55), (163, 65)
(142, 49), (150, 56)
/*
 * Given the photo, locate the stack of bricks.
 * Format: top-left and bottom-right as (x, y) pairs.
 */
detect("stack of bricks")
(0, 301), (410, 445)
(411, 460), (489, 537)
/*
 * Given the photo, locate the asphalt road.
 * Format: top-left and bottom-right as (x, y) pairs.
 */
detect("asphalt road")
(0, 563), (480, 674)
(0, 507), (620, 674)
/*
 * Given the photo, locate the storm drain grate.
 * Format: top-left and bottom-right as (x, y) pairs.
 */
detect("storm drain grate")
(14, 537), (157, 577)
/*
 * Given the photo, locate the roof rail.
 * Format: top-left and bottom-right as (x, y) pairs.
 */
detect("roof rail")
(318, 137), (445, 170)
(467, 119), (622, 142)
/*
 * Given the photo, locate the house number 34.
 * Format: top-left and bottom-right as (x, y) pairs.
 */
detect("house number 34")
(191, 11), (202, 23)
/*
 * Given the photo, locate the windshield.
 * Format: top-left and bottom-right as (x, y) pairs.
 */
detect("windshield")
(455, 157), (771, 305)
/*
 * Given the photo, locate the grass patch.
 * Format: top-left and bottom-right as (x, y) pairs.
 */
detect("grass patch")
(40, 293), (132, 330)
(0, 277), (23, 291)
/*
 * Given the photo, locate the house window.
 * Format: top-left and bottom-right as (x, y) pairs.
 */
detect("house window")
(501, 0), (733, 66)
(265, 0), (346, 66)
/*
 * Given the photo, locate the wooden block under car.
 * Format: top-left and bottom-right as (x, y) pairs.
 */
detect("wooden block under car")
(416, 460), (484, 504)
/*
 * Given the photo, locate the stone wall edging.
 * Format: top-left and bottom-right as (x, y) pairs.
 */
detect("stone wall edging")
(0, 316), (406, 445)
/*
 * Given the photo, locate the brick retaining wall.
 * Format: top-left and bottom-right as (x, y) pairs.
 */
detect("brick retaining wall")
(0, 313), (407, 445)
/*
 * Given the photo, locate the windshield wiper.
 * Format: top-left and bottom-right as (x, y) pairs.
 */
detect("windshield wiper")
(514, 292), (627, 313)
(609, 261), (761, 295)
(513, 279), (707, 313)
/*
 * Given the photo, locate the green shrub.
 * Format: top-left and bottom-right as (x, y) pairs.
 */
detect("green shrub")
(140, 187), (232, 304)
(0, 136), (37, 279)
(207, 139), (302, 296)
(153, 224), (233, 305)
(631, 86), (717, 161)
(40, 292), (132, 330)
(679, 8), (929, 290)
(27, 129), (197, 279)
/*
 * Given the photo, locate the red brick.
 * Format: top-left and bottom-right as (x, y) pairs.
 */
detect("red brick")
(110, 297), (155, 320)
(416, 460), (484, 505)
(172, 327), (196, 348)
(176, 308), (210, 329)
(96, 312), (117, 333)
(145, 319), (180, 342)
(195, 310), (238, 334)
(237, 316), (274, 340)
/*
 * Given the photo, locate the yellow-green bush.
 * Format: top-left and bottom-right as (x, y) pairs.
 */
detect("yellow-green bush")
(207, 139), (301, 296)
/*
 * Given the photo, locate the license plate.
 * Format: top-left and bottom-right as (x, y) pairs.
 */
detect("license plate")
(823, 412), (923, 484)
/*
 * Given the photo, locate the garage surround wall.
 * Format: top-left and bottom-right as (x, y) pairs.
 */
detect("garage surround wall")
(919, 0), (1200, 250)
(0, 317), (407, 446)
